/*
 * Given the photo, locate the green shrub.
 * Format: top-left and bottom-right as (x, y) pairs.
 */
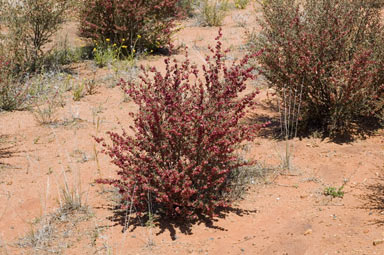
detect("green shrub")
(197, 0), (229, 26)
(2, 0), (72, 73)
(252, 0), (384, 138)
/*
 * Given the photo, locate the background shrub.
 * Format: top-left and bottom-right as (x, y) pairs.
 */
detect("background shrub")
(96, 31), (263, 220)
(252, 0), (384, 138)
(2, 0), (72, 73)
(79, 0), (181, 53)
(197, 0), (229, 26)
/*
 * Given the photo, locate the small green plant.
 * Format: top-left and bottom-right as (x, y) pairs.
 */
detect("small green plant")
(234, 0), (250, 9)
(198, 0), (229, 26)
(92, 40), (116, 68)
(32, 93), (63, 125)
(92, 37), (141, 67)
(73, 82), (85, 101)
(324, 185), (344, 198)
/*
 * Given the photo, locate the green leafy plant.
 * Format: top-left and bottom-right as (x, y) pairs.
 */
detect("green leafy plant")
(324, 185), (344, 198)
(92, 36), (142, 67)
(72, 82), (85, 102)
(92, 39), (117, 67)
(252, 0), (384, 138)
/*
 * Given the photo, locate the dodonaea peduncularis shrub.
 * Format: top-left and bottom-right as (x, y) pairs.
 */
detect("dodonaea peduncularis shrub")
(252, 0), (384, 138)
(96, 30), (264, 220)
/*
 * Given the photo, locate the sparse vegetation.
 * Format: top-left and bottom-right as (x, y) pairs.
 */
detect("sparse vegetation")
(197, 0), (229, 26)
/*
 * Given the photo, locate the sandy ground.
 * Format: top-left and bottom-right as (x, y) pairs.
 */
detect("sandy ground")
(0, 4), (384, 255)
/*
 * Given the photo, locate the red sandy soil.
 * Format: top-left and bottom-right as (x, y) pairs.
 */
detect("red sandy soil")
(0, 4), (384, 255)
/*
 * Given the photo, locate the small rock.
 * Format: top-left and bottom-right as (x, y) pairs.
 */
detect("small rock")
(373, 239), (384, 246)
(304, 229), (313, 236)
(363, 229), (369, 234)
(300, 195), (308, 199)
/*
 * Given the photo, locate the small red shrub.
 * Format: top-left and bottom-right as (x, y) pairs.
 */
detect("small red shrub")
(96, 30), (263, 219)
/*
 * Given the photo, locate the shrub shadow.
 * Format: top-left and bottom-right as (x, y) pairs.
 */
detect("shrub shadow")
(360, 176), (384, 226)
(104, 204), (258, 240)
(249, 99), (382, 144)
(0, 135), (21, 168)
(246, 112), (282, 140)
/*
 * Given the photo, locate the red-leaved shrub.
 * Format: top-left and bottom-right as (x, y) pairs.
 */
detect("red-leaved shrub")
(252, 0), (384, 137)
(79, 0), (181, 52)
(96, 30), (263, 219)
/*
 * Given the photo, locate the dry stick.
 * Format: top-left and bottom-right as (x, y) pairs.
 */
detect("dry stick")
(43, 176), (50, 216)
(282, 87), (286, 137)
(295, 80), (303, 138)
(287, 85), (292, 138)
(278, 96), (283, 136)
(291, 83), (298, 138)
